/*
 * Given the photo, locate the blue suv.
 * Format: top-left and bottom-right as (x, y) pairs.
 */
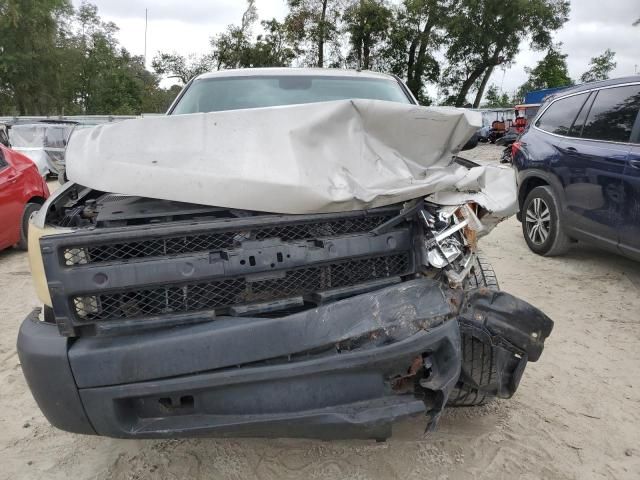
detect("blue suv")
(513, 76), (640, 260)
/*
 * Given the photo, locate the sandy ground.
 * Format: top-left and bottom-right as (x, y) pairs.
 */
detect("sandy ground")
(1, 145), (639, 479)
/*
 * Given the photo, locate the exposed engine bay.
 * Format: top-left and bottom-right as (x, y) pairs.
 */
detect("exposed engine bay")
(37, 179), (499, 337)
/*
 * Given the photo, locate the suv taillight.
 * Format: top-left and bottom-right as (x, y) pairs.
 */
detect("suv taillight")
(512, 141), (522, 158)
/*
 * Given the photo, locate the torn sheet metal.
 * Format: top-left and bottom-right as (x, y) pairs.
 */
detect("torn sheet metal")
(427, 164), (518, 234)
(66, 99), (515, 215)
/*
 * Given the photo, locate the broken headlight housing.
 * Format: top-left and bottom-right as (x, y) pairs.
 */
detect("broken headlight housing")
(422, 203), (484, 286)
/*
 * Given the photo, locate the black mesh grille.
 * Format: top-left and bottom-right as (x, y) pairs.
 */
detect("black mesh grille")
(63, 214), (395, 265)
(73, 253), (410, 322)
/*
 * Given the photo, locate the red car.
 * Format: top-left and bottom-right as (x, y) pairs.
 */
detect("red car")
(0, 145), (50, 251)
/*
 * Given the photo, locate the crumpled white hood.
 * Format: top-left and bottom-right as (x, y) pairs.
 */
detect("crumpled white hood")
(66, 99), (517, 216)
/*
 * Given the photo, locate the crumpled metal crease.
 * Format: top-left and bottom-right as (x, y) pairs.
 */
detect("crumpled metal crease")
(66, 98), (517, 216)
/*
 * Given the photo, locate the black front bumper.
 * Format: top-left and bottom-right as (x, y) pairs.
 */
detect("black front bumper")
(18, 279), (464, 440)
(17, 278), (553, 440)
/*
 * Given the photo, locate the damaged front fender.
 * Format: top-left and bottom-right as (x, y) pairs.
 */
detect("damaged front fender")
(457, 289), (554, 399)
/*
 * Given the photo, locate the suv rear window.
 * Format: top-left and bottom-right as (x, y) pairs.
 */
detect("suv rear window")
(535, 93), (589, 135)
(581, 85), (640, 143)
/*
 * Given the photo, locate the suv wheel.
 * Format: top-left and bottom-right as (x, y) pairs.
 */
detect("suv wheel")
(522, 186), (570, 256)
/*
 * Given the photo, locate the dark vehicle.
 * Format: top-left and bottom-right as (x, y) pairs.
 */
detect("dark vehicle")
(513, 76), (640, 260)
(0, 123), (9, 147)
(497, 131), (520, 164)
(18, 69), (552, 441)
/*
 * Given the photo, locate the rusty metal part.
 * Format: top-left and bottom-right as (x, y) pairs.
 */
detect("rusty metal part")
(391, 355), (424, 393)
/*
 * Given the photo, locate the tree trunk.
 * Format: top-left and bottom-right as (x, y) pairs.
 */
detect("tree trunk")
(472, 65), (494, 108)
(412, 19), (433, 90)
(17, 96), (26, 116)
(454, 66), (486, 107)
(363, 37), (370, 70)
(406, 37), (419, 84)
(455, 47), (505, 107)
(406, 13), (434, 102)
(359, 0), (366, 69)
(317, 0), (328, 67)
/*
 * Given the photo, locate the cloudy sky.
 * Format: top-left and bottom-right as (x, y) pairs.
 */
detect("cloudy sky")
(74, 0), (639, 99)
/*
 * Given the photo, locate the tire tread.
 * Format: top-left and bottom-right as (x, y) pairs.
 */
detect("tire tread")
(447, 252), (499, 407)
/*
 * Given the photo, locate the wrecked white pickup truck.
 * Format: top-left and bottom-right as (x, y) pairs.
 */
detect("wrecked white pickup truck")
(18, 69), (552, 441)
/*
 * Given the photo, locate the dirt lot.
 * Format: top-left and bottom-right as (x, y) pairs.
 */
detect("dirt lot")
(1, 145), (639, 479)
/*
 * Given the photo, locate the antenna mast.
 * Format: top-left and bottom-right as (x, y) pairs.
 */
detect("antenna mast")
(144, 8), (148, 67)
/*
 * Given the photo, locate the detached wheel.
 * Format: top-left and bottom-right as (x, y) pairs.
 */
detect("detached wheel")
(522, 186), (570, 256)
(17, 202), (41, 250)
(448, 253), (499, 407)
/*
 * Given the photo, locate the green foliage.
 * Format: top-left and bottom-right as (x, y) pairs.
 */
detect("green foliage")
(442, 0), (570, 107)
(249, 19), (300, 67)
(207, 1), (298, 70)
(380, 0), (450, 104)
(579, 49), (616, 83)
(0, 0), (586, 115)
(0, 0), (179, 115)
(483, 84), (512, 108)
(517, 44), (572, 98)
(210, 0), (258, 69)
(285, 0), (345, 67)
(343, 0), (391, 70)
(152, 53), (214, 84)
(0, 0), (72, 114)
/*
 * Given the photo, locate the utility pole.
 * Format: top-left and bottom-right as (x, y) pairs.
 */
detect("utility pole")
(144, 8), (148, 68)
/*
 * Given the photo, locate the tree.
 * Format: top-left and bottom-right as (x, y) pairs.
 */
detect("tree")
(343, 0), (391, 70)
(210, 1), (299, 70)
(61, 2), (163, 115)
(0, 1), (206, 115)
(142, 84), (182, 113)
(158, 3), (297, 75)
(68, 3), (123, 112)
(210, 0), (259, 69)
(248, 19), (299, 67)
(443, 0), (570, 108)
(580, 49), (616, 83)
(285, 0), (344, 67)
(483, 84), (511, 107)
(0, 0), (72, 114)
(381, 0), (451, 104)
(152, 53), (214, 84)
(517, 44), (571, 97)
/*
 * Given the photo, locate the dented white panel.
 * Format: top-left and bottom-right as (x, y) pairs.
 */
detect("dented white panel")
(66, 99), (516, 216)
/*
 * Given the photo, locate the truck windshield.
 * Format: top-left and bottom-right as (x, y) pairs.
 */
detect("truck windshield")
(170, 75), (412, 114)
